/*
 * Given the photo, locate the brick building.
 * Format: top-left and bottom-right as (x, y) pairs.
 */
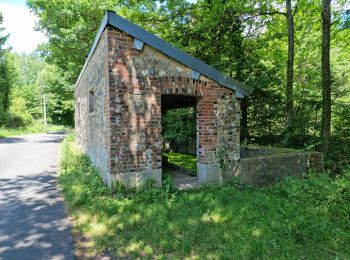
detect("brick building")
(75, 11), (253, 189)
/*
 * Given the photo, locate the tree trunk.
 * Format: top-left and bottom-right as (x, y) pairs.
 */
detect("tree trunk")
(286, 0), (295, 130)
(321, 0), (332, 152)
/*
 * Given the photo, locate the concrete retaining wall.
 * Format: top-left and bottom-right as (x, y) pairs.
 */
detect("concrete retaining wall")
(228, 152), (323, 187)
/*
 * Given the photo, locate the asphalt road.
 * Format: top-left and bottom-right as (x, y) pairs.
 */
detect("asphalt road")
(0, 132), (75, 260)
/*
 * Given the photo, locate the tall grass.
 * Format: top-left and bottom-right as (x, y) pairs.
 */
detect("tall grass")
(59, 134), (350, 259)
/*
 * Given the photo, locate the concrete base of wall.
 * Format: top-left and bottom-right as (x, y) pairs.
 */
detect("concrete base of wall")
(112, 169), (162, 188)
(198, 163), (223, 184)
(101, 170), (113, 189)
(92, 151), (323, 190)
(230, 152), (323, 187)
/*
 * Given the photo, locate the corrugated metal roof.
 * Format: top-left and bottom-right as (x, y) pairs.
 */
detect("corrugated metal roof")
(75, 11), (253, 96)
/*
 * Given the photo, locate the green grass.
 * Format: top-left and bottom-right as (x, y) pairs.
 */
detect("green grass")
(242, 144), (299, 154)
(163, 151), (197, 170)
(0, 121), (69, 138)
(59, 134), (350, 259)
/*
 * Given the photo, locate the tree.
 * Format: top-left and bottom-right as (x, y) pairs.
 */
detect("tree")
(321, 0), (332, 152)
(285, 0), (295, 130)
(27, 0), (350, 163)
(27, 0), (117, 83)
(0, 12), (15, 113)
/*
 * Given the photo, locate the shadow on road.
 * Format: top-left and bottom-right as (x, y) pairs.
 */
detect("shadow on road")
(0, 168), (74, 259)
(36, 139), (63, 144)
(0, 137), (27, 144)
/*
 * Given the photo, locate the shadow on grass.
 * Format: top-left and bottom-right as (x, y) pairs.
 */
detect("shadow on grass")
(61, 160), (350, 257)
(59, 136), (350, 259)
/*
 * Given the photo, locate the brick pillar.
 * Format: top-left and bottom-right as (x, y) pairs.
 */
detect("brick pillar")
(197, 84), (240, 184)
(108, 29), (162, 188)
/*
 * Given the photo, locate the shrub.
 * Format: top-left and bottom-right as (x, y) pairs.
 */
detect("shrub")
(0, 97), (33, 127)
(8, 97), (33, 127)
(0, 109), (11, 126)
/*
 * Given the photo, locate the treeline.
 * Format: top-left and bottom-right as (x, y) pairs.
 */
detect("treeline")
(0, 12), (74, 127)
(2, 0), (348, 171)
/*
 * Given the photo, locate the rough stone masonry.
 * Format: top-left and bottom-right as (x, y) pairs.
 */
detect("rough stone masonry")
(75, 11), (252, 189)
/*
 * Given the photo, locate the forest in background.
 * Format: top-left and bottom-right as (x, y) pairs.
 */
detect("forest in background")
(0, 0), (349, 172)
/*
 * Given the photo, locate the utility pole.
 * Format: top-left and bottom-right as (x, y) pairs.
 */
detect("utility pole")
(43, 94), (47, 127)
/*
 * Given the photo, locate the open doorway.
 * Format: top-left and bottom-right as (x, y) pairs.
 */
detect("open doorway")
(161, 94), (199, 189)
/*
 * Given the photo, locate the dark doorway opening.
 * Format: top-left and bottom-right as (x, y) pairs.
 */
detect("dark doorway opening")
(161, 95), (199, 189)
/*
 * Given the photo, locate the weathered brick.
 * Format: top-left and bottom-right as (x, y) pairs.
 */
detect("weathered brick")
(75, 26), (242, 188)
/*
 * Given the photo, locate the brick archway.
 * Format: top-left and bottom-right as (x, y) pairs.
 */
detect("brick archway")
(150, 75), (239, 184)
(75, 14), (249, 189)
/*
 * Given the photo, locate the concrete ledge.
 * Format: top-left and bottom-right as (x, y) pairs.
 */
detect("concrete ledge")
(113, 169), (162, 188)
(233, 152), (323, 187)
(198, 163), (223, 184)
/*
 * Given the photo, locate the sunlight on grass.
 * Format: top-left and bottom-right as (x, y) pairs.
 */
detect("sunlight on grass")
(201, 212), (227, 223)
(163, 151), (197, 170)
(59, 134), (350, 259)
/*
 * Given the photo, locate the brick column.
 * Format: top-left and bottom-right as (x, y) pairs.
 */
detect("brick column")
(197, 84), (240, 183)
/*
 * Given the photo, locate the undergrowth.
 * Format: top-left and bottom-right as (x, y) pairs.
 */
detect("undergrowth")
(59, 134), (350, 259)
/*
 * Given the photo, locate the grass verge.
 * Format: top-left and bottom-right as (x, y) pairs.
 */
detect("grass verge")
(59, 134), (350, 259)
(0, 121), (69, 138)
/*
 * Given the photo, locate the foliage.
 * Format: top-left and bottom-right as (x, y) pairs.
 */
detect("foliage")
(37, 64), (74, 125)
(162, 107), (196, 152)
(0, 13), (17, 126)
(59, 136), (350, 258)
(12, 52), (46, 87)
(27, 0), (118, 83)
(0, 13), (9, 110)
(0, 52), (16, 113)
(9, 52), (74, 126)
(27, 0), (350, 170)
(7, 97), (34, 127)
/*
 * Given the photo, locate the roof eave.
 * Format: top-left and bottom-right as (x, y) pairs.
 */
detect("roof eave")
(75, 11), (253, 96)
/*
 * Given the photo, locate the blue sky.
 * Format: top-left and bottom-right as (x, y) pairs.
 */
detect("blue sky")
(0, 0), (26, 6)
(0, 0), (198, 53)
(0, 0), (47, 53)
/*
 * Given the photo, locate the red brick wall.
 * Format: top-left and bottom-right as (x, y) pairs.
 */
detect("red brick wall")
(106, 26), (240, 186)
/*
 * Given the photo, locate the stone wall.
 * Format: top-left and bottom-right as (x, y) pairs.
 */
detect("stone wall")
(229, 152), (324, 187)
(106, 26), (241, 187)
(74, 30), (112, 187)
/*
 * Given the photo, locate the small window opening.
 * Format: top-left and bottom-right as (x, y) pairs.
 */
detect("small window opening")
(89, 90), (95, 113)
(77, 102), (81, 119)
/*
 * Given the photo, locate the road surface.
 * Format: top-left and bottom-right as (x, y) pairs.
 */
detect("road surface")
(0, 132), (75, 260)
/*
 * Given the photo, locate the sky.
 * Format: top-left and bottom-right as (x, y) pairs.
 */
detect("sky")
(0, 0), (47, 53)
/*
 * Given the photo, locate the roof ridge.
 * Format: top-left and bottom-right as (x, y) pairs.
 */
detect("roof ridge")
(75, 11), (253, 96)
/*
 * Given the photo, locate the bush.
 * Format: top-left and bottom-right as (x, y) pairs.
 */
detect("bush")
(0, 109), (11, 126)
(8, 97), (33, 127)
(0, 97), (33, 127)
(162, 107), (196, 153)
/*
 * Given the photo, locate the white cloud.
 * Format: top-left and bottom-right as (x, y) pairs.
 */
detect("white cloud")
(0, 3), (47, 53)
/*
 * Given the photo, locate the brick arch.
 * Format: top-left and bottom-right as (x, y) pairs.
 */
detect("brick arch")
(155, 75), (207, 97)
(148, 75), (239, 184)
(75, 23), (243, 189)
